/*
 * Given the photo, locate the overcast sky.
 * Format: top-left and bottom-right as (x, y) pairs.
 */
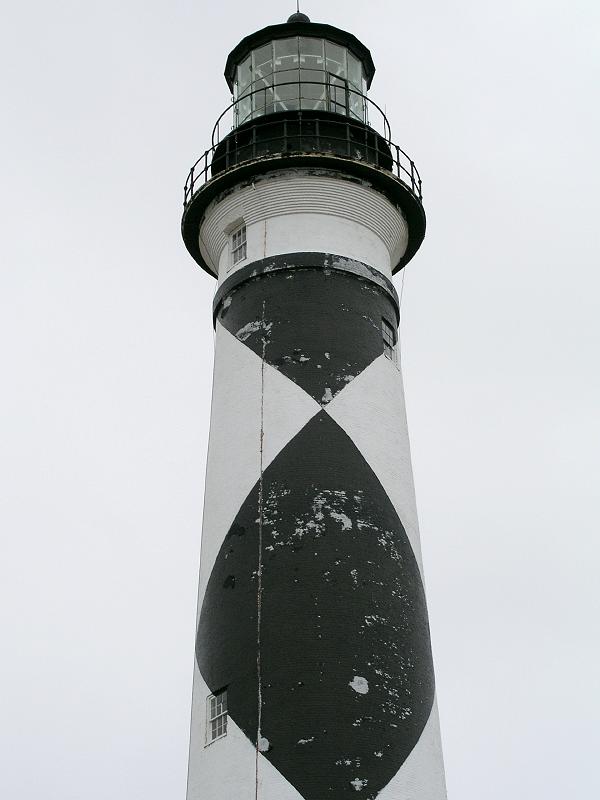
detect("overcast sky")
(1, 1), (599, 798)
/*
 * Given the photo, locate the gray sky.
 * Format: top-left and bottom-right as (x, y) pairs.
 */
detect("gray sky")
(1, 0), (599, 797)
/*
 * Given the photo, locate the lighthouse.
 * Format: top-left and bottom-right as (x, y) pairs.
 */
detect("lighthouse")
(181, 13), (447, 800)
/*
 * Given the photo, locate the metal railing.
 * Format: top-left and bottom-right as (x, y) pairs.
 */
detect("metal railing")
(183, 84), (422, 206)
(212, 73), (383, 143)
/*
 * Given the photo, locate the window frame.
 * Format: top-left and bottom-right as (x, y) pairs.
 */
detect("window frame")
(382, 317), (397, 364)
(230, 222), (247, 266)
(205, 689), (228, 746)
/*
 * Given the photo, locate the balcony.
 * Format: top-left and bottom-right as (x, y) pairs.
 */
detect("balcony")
(183, 83), (422, 207)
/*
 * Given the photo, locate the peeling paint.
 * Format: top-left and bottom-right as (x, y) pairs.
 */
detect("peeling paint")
(349, 676), (369, 694)
(330, 511), (352, 530)
(235, 319), (272, 341)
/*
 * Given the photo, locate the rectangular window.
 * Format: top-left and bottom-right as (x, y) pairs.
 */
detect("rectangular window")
(382, 318), (397, 362)
(206, 689), (228, 745)
(230, 223), (247, 265)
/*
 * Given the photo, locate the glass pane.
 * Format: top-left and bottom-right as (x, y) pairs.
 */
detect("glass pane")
(299, 37), (324, 71)
(325, 41), (346, 78)
(274, 68), (300, 111)
(349, 89), (364, 121)
(274, 38), (299, 72)
(253, 44), (273, 81)
(300, 68), (326, 111)
(237, 54), (252, 96)
(237, 95), (251, 124)
(252, 85), (274, 117)
(348, 86), (365, 122)
(328, 74), (348, 115)
(347, 52), (362, 90)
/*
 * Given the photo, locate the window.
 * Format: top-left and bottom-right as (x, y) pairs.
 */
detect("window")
(206, 689), (228, 745)
(382, 318), (397, 362)
(230, 223), (247, 265)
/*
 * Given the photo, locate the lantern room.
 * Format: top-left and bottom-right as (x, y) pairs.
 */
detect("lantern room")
(224, 14), (376, 129)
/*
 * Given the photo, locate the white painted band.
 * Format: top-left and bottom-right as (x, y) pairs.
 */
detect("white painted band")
(198, 169), (408, 281)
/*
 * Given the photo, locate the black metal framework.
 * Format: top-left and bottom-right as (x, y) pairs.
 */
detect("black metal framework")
(183, 84), (422, 207)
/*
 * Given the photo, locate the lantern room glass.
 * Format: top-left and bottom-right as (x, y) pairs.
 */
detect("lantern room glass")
(233, 37), (367, 126)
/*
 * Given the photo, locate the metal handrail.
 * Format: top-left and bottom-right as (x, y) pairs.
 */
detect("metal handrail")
(183, 110), (422, 208)
(211, 78), (392, 147)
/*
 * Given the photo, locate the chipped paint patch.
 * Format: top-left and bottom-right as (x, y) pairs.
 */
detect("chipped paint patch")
(235, 319), (272, 341)
(351, 777), (368, 791)
(297, 736), (315, 745)
(330, 511), (352, 530)
(258, 736), (270, 752)
(349, 676), (369, 694)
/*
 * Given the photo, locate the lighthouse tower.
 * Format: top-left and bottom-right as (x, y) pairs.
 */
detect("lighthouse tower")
(182, 13), (447, 800)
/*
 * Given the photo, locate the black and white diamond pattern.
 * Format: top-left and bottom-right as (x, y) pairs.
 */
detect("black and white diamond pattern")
(192, 267), (445, 800)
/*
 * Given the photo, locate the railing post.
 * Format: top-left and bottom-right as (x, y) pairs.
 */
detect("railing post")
(189, 166), (194, 201)
(252, 124), (256, 159)
(410, 160), (415, 192)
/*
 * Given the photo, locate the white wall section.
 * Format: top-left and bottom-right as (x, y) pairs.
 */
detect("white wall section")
(378, 701), (447, 800)
(327, 353), (425, 572)
(198, 170), (408, 280)
(196, 322), (320, 607)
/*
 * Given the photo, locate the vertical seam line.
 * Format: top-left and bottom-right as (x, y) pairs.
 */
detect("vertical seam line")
(255, 299), (266, 800)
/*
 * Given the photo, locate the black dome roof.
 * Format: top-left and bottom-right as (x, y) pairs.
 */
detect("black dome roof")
(287, 12), (311, 23)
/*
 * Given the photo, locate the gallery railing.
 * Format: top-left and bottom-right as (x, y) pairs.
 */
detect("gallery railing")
(183, 83), (422, 206)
